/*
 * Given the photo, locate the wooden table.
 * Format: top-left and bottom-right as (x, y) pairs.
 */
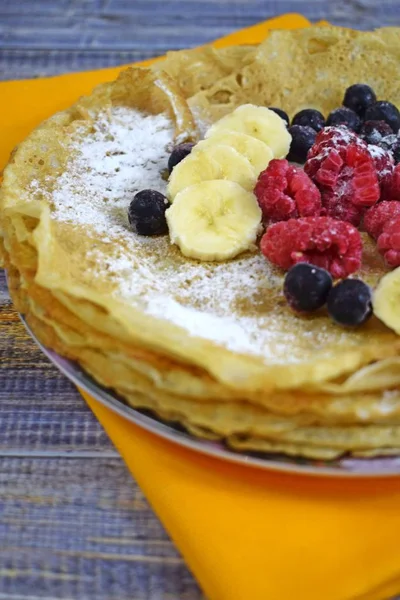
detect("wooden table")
(1, 2), (400, 598)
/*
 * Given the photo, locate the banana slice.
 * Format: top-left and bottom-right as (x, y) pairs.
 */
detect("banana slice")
(166, 180), (262, 261)
(373, 268), (400, 333)
(167, 144), (256, 200)
(194, 132), (273, 175)
(205, 104), (291, 159)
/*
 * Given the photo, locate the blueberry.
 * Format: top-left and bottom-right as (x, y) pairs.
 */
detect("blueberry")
(291, 109), (325, 132)
(359, 120), (394, 145)
(287, 125), (317, 163)
(365, 101), (400, 134)
(327, 279), (372, 327)
(128, 189), (170, 236)
(283, 263), (333, 313)
(268, 107), (289, 127)
(326, 107), (361, 132)
(392, 143), (400, 164)
(168, 143), (194, 173)
(343, 84), (377, 117)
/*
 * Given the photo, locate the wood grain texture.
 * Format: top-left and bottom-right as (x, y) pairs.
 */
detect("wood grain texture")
(1, 1), (400, 598)
(0, 457), (202, 600)
(1, 0), (400, 80)
(0, 274), (202, 598)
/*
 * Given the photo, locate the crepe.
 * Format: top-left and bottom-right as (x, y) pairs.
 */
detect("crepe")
(188, 26), (400, 134)
(155, 45), (255, 98)
(2, 26), (400, 459)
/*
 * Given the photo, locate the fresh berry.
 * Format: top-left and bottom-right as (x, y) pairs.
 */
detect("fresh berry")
(379, 134), (400, 164)
(269, 107), (289, 126)
(364, 101), (400, 134)
(260, 216), (362, 278)
(326, 107), (361, 132)
(368, 145), (394, 197)
(381, 163), (400, 200)
(327, 280), (372, 327)
(254, 159), (321, 222)
(283, 263), (332, 312)
(343, 84), (377, 117)
(307, 126), (359, 161)
(359, 120), (394, 145)
(305, 141), (380, 226)
(392, 145), (400, 164)
(364, 201), (400, 240)
(128, 189), (170, 236)
(168, 143), (194, 173)
(287, 125), (317, 163)
(377, 217), (400, 267)
(291, 109), (325, 132)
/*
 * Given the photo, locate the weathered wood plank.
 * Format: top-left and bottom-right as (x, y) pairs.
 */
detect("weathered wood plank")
(1, 1), (399, 80)
(0, 457), (203, 599)
(0, 273), (113, 455)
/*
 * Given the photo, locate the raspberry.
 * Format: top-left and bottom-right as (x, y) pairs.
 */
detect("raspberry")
(305, 141), (380, 226)
(364, 201), (400, 240)
(381, 163), (400, 200)
(254, 159), (321, 222)
(260, 216), (362, 278)
(368, 145), (395, 197)
(306, 126), (359, 162)
(377, 217), (400, 267)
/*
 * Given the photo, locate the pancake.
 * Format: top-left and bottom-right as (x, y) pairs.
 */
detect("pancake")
(2, 71), (399, 393)
(188, 26), (400, 134)
(3, 27), (400, 459)
(155, 45), (255, 98)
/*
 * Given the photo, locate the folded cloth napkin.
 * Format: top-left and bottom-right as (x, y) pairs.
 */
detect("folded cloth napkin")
(2, 14), (400, 600)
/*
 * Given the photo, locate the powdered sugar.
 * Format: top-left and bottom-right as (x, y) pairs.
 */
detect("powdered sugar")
(33, 106), (375, 363)
(50, 106), (173, 242)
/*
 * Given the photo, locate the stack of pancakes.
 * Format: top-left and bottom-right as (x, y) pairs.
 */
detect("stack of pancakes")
(2, 26), (400, 460)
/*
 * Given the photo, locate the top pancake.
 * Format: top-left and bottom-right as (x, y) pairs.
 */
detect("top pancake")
(187, 26), (400, 134)
(2, 27), (400, 395)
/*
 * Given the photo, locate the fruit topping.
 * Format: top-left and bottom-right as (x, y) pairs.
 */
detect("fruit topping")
(205, 104), (292, 159)
(374, 269), (400, 334)
(368, 145), (394, 196)
(166, 180), (261, 262)
(197, 132), (273, 175)
(326, 107), (361, 132)
(379, 134), (400, 164)
(287, 125), (317, 163)
(260, 216), (362, 278)
(306, 126), (359, 160)
(377, 217), (400, 267)
(168, 143), (194, 173)
(327, 279), (372, 327)
(255, 159), (321, 222)
(381, 163), (400, 201)
(268, 107), (289, 126)
(283, 263), (332, 312)
(128, 189), (170, 236)
(291, 109), (325, 132)
(364, 101), (400, 134)
(305, 140), (380, 226)
(359, 120), (394, 145)
(343, 84), (377, 117)
(364, 201), (400, 240)
(167, 143), (256, 200)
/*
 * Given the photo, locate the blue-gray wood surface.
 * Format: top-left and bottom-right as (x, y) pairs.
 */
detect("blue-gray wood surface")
(1, 2), (400, 599)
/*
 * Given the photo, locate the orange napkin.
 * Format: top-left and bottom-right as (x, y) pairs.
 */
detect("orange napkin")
(2, 14), (400, 600)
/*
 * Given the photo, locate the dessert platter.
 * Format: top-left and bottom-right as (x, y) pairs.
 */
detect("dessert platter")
(3, 26), (400, 474)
